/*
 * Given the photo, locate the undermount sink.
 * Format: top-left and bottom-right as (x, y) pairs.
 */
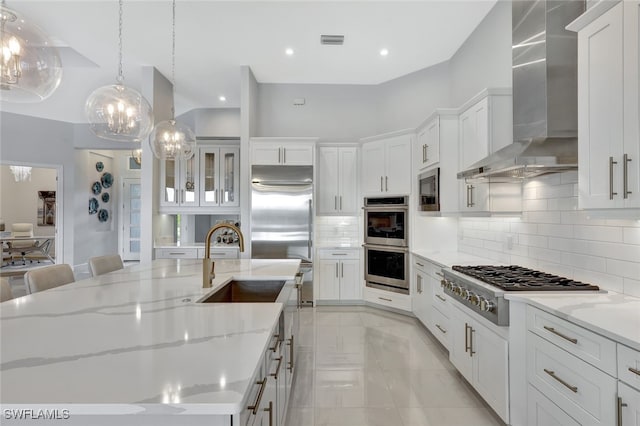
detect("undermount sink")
(201, 280), (286, 303)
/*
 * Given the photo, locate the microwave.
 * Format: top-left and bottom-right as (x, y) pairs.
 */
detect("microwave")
(418, 168), (440, 211)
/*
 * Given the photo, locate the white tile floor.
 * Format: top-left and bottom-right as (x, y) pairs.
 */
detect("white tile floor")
(285, 306), (505, 426)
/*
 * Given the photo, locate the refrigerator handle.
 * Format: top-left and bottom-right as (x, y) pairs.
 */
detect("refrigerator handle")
(308, 199), (313, 259)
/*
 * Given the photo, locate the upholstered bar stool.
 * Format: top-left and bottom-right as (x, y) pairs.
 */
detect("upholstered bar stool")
(24, 264), (75, 294)
(88, 254), (124, 277)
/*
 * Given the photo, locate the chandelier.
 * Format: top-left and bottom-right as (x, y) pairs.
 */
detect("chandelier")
(85, 0), (153, 142)
(149, 0), (195, 160)
(9, 165), (32, 182)
(0, 0), (62, 102)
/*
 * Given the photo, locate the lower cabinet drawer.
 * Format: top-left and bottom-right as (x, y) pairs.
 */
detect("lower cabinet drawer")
(197, 247), (239, 259)
(364, 287), (411, 312)
(618, 343), (640, 390)
(431, 284), (450, 318)
(527, 331), (617, 425)
(528, 384), (580, 426)
(429, 306), (451, 350)
(155, 248), (198, 259)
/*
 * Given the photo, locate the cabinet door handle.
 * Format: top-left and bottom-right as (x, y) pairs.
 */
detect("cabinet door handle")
(466, 185), (471, 207)
(469, 326), (475, 356)
(264, 400), (273, 426)
(416, 262), (425, 267)
(435, 272), (444, 278)
(617, 396), (628, 426)
(335, 195), (338, 210)
(464, 323), (470, 353)
(341, 262), (344, 278)
(610, 156), (618, 199)
(425, 144), (429, 162)
(422, 144), (426, 163)
(278, 147), (282, 163)
(247, 378), (267, 414)
(335, 263), (339, 278)
(340, 196), (342, 210)
(543, 369), (577, 393)
(469, 185), (475, 207)
(624, 154), (632, 199)
(543, 326), (578, 344)
(417, 276), (422, 294)
(380, 176), (383, 192)
(435, 324), (447, 334)
(436, 294), (446, 302)
(287, 335), (294, 371)
(283, 147), (286, 163)
(270, 356), (283, 380)
(629, 367), (640, 376)
(385, 176), (388, 192)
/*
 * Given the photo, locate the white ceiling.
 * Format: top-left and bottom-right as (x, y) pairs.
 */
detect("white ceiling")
(0, 0), (497, 124)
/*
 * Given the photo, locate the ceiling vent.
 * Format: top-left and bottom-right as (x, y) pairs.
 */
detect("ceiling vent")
(320, 35), (344, 45)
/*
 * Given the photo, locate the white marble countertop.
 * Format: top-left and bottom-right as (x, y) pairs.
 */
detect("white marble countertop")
(154, 242), (239, 249)
(0, 259), (300, 415)
(505, 292), (640, 351)
(411, 250), (499, 268)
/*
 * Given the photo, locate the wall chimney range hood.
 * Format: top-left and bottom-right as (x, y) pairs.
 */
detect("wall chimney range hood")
(458, 0), (585, 181)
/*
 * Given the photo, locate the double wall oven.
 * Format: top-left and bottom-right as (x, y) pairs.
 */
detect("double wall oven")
(363, 196), (409, 294)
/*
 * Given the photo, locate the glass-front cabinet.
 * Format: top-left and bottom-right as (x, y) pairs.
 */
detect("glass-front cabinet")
(160, 154), (199, 208)
(199, 146), (240, 208)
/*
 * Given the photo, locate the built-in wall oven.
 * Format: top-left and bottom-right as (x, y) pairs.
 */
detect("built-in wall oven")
(363, 196), (409, 294)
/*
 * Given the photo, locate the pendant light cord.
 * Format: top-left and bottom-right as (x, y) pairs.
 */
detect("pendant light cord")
(171, 0), (176, 119)
(117, 0), (124, 84)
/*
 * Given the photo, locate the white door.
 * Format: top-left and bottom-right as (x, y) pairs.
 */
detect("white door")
(619, 382), (640, 426)
(121, 178), (141, 261)
(338, 147), (358, 214)
(339, 259), (360, 300)
(317, 147), (339, 214)
(281, 143), (313, 165)
(424, 117), (440, 168)
(623, 0), (640, 207)
(448, 303), (473, 382)
(361, 141), (386, 195)
(385, 135), (411, 195)
(318, 260), (340, 300)
(472, 320), (509, 421)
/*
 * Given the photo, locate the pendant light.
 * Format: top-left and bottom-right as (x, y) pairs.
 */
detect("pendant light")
(85, 0), (153, 142)
(0, 0), (62, 102)
(9, 165), (32, 182)
(149, 0), (195, 160)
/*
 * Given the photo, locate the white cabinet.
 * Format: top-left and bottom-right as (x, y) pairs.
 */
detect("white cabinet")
(317, 146), (358, 215)
(156, 246), (239, 259)
(456, 89), (519, 214)
(412, 257), (431, 327)
(317, 249), (360, 302)
(411, 255), (450, 350)
(361, 133), (412, 196)
(449, 301), (509, 423)
(251, 138), (316, 166)
(160, 153), (199, 208)
(619, 382), (640, 426)
(618, 343), (640, 426)
(160, 144), (240, 212)
(416, 117), (440, 171)
(199, 146), (240, 208)
(569, 1), (640, 209)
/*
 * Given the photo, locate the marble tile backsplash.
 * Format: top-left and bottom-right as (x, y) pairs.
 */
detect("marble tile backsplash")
(315, 216), (361, 248)
(458, 171), (640, 297)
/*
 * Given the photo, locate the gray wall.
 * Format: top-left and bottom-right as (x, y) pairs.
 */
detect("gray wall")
(449, 0), (512, 106)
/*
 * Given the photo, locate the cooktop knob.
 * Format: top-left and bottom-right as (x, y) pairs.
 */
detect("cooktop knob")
(440, 279), (448, 288)
(460, 288), (470, 299)
(468, 292), (479, 305)
(479, 297), (495, 312)
(451, 285), (461, 295)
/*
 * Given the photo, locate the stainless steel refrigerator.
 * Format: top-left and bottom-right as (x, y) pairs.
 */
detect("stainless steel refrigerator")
(251, 165), (314, 304)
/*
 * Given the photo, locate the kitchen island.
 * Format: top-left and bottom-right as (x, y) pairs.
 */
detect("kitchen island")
(0, 258), (301, 425)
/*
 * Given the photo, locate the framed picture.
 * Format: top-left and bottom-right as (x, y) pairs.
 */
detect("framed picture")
(38, 191), (56, 226)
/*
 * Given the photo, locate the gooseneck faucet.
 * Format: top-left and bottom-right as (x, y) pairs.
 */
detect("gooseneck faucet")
(203, 223), (245, 288)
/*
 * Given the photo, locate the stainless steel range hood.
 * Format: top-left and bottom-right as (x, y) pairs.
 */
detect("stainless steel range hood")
(458, 0), (585, 181)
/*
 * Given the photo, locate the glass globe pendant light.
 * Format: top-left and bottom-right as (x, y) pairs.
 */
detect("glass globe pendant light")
(0, 0), (62, 103)
(149, 0), (195, 160)
(85, 0), (153, 142)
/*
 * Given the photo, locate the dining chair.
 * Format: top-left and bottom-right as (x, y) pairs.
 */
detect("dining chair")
(0, 278), (13, 302)
(24, 264), (75, 294)
(7, 223), (39, 265)
(88, 254), (124, 277)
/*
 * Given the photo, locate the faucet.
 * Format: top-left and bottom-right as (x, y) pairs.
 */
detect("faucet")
(203, 223), (245, 288)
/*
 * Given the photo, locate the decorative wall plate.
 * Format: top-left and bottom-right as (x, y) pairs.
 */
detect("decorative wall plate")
(91, 181), (102, 195)
(101, 193), (110, 203)
(98, 209), (109, 222)
(95, 161), (104, 172)
(89, 198), (99, 214)
(101, 172), (113, 188)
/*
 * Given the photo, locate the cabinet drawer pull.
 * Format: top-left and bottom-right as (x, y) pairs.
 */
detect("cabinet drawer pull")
(270, 356), (283, 380)
(269, 334), (280, 352)
(543, 326), (578, 344)
(435, 294), (446, 302)
(378, 297), (392, 302)
(435, 272), (444, 277)
(629, 367), (640, 376)
(331, 253), (348, 256)
(544, 369), (577, 393)
(248, 378), (267, 414)
(169, 252), (186, 255)
(435, 324), (447, 334)
(265, 400), (273, 426)
(416, 262), (425, 267)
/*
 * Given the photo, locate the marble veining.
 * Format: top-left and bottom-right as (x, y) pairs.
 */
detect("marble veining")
(0, 259), (300, 415)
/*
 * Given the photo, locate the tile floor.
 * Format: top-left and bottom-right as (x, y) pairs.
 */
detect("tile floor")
(285, 306), (505, 426)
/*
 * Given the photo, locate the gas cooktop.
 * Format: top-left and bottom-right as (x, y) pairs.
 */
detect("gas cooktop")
(451, 265), (600, 292)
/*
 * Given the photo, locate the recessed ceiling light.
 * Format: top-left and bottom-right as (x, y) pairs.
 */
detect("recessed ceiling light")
(285, 48), (294, 56)
(219, 95), (226, 102)
(380, 48), (389, 57)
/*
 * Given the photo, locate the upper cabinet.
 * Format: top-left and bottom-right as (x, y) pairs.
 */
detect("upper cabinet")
(317, 146), (358, 215)
(456, 89), (521, 214)
(159, 143), (240, 213)
(361, 132), (412, 196)
(416, 117), (440, 171)
(250, 137), (316, 166)
(568, 1), (640, 209)
(199, 146), (240, 208)
(160, 153), (199, 209)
